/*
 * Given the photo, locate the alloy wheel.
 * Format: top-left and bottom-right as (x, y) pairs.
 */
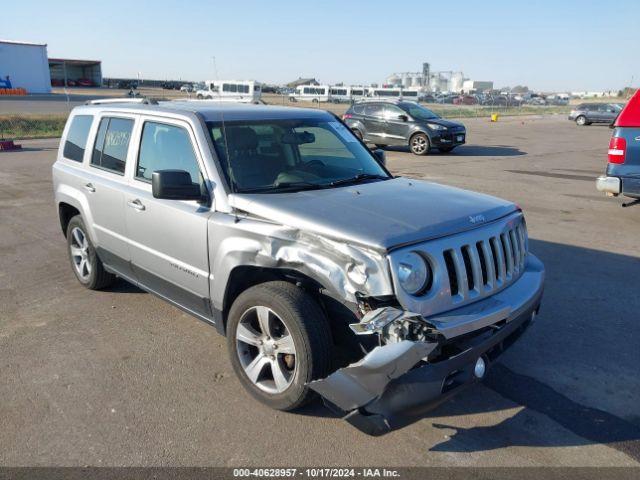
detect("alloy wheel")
(235, 306), (297, 394)
(411, 135), (428, 154)
(70, 227), (92, 282)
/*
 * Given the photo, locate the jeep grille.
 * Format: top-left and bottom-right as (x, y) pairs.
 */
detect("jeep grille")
(388, 212), (528, 318)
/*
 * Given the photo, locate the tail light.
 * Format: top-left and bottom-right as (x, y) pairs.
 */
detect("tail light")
(608, 137), (626, 164)
(342, 113), (353, 120)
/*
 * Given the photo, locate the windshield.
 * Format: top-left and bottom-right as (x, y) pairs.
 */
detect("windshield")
(403, 104), (440, 121)
(207, 118), (390, 193)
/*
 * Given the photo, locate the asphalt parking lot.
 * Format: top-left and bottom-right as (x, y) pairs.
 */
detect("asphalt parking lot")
(1, 115), (639, 467)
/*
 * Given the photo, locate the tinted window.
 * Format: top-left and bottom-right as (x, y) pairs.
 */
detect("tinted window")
(63, 115), (93, 162)
(91, 117), (133, 175)
(352, 89), (364, 96)
(136, 122), (201, 183)
(384, 105), (405, 119)
(364, 104), (383, 116)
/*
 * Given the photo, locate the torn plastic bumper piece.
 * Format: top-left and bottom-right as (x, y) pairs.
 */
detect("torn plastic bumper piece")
(309, 302), (538, 436)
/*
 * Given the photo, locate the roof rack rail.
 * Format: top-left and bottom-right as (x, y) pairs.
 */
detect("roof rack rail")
(354, 98), (405, 104)
(85, 98), (159, 105)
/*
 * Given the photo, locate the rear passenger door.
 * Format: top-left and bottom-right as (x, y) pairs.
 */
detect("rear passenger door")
(362, 104), (385, 142)
(382, 105), (411, 145)
(123, 118), (213, 319)
(85, 114), (136, 278)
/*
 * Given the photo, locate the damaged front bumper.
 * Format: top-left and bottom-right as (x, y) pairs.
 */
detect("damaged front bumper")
(309, 254), (544, 436)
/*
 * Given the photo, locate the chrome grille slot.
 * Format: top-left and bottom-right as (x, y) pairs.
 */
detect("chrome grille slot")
(390, 212), (529, 318)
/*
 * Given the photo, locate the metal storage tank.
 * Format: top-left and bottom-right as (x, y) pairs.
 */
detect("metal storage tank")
(450, 72), (464, 93)
(0, 39), (51, 93)
(386, 74), (401, 86)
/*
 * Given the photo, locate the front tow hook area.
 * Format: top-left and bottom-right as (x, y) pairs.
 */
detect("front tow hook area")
(308, 341), (437, 435)
(308, 305), (536, 436)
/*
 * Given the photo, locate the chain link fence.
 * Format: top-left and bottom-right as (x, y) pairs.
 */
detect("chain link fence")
(0, 91), (579, 141)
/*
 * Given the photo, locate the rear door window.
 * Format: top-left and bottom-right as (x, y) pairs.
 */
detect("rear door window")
(91, 117), (134, 175)
(364, 104), (383, 117)
(63, 115), (93, 162)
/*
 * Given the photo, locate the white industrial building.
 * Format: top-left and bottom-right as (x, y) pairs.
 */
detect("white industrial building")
(462, 80), (493, 93)
(0, 39), (51, 93)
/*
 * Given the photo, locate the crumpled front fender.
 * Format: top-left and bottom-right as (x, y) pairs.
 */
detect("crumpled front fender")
(208, 213), (394, 310)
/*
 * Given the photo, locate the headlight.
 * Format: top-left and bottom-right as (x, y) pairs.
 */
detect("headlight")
(397, 252), (430, 295)
(427, 123), (447, 131)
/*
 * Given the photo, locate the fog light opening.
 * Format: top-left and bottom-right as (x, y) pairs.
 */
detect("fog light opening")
(474, 357), (486, 379)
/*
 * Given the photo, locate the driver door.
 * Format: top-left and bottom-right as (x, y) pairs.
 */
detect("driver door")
(124, 117), (213, 319)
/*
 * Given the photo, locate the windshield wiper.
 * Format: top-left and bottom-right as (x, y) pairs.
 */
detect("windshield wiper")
(239, 181), (325, 194)
(329, 173), (389, 187)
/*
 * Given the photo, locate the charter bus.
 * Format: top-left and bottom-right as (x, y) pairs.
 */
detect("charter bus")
(195, 80), (261, 103)
(368, 87), (403, 99)
(289, 85), (330, 103)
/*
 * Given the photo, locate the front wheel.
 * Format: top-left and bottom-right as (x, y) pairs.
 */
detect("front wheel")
(410, 133), (430, 155)
(227, 282), (332, 411)
(575, 115), (588, 126)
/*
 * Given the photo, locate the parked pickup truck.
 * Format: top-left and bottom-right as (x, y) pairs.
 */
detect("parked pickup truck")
(596, 90), (640, 206)
(52, 99), (544, 435)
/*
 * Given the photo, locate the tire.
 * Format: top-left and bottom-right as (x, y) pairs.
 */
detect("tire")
(352, 129), (363, 141)
(227, 281), (332, 411)
(575, 115), (588, 126)
(66, 215), (115, 290)
(312, 98), (319, 104)
(410, 132), (430, 155)
(439, 146), (455, 153)
(196, 94), (203, 99)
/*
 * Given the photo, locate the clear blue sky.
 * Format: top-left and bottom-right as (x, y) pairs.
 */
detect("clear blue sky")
(4, 0), (639, 91)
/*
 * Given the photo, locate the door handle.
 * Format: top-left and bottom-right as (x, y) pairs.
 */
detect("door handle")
(84, 183), (96, 193)
(127, 199), (146, 211)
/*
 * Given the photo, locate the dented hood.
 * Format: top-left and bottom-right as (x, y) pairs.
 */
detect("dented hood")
(228, 177), (517, 251)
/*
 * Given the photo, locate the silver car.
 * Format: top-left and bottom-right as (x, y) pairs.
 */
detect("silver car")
(52, 99), (544, 435)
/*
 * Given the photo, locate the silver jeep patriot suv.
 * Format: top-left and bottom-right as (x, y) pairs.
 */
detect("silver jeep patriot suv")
(53, 99), (544, 435)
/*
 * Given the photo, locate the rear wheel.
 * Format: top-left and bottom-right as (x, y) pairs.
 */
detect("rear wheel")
(227, 281), (332, 411)
(66, 215), (115, 290)
(576, 115), (588, 126)
(410, 133), (430, 155)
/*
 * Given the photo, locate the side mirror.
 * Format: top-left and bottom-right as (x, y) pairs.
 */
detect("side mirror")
(152, 170), (203, 201)
(373, 148), (386, 166)
(397, 114), (408, 122)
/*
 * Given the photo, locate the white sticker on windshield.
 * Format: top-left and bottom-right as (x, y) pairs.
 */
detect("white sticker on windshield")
(329, 121), (357, 142)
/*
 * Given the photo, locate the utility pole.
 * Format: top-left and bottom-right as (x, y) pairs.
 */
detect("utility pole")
(212, 57), (219, 80)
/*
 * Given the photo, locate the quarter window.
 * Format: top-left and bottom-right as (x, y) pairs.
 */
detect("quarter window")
(91, 117), (133, 175)
(63, 115), (93, 162)
(136, 122), (201, 184)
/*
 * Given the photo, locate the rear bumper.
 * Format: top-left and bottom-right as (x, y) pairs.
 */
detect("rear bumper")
(596, 175), (621, 195)
(310, 255), (544, 435)
(597, 175), (640, 199)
